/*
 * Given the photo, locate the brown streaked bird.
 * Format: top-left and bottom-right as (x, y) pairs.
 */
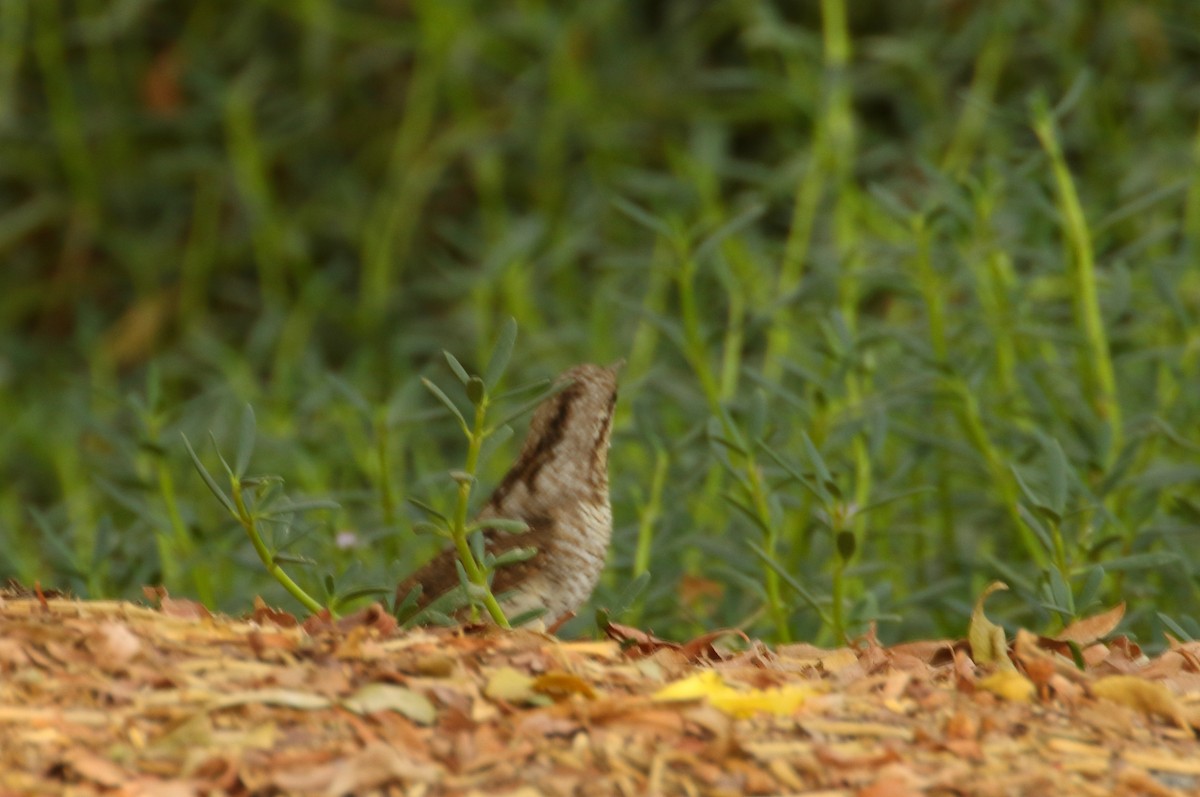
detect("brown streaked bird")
(396, 362), (619, 625)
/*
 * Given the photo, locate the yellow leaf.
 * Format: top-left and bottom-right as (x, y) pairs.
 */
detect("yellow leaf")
(1092, 675), (1189, 729)
(485, 667), (548, 706)
(968, 581), (1013, 669)
(652, 671), (725, 701)
(979, 670), (1035, 703)
(653, 671), (815, 718)
(708, 684), (816, 719)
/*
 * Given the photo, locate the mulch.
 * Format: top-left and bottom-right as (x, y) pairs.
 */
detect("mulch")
(1, 590), (1198, 797)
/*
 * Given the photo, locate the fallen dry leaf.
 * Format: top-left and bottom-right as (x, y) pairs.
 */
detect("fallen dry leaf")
(485, 666), (544, 705)
(978, 670), (1036, 703)
(342, 683), (437, 724)
(1057, 602), (1126, 645)
(652, 670), (817, 718)
(1091, 675), (1191, 730)
(0, 594), (1195, 796)
(967, 581), (1012, 669)
(532, 671), (597, 700)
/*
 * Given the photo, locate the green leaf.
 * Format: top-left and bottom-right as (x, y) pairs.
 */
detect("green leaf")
(1044, 567), (1074, 617)
(836, 530), (856, 562)
(491, 546), (537, 567)
(1157, 613), (1195, 642)
(411, 521), (447, 537)
(28, 509), (84, 580)
(713, 406), (746, 451)
(854, 486), (936, 516)
(708, 430), (747, 457)
(1011, 464), (1058, 524)
(1132, 465), (1200, 490)
(406, 497), (449, 523)
(800, 431), (837, 502)
(507, 606), (548, 626)
(610, 195), (673, 237)
(693, 202), (766, 262)
(443, 351), (471, 385)
(483, 317), (518, 390)
(240, 474), (283, 490)
(272, 552), (318, 566)
(1016, 503), (1054, 554)
(478, 423), (514, 465)
(420, 609), (458, 626)
(181, 433), (238, 517)
(470, 517), (530, 535)
(466, 376), (486, 405)
(746, 539), (827, 620)
(421, 377), (469, 435)
(394, 584), (423, 619)
(209, 431), (236, 481)
(721, 493), (770, 536)
(335, 586), (392, 604)
(981, 555), (1037, 595)
(468, 532), (485, 569)
(759, 444), (825, 505)
(1065, 640), (1086, 670)
(1170, 496), (1200, 525)
(1078, 565), (1105, 610)
(1102, 551), (1182, 573)
(1039, 433), (1068, 518)
(455, 558), (486, 604)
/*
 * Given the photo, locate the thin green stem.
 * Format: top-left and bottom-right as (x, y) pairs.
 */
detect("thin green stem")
(231, 479), (323, 615)
(633, 448), (668, 578)
(447, 396), (511, 628)
(1032, 98), (1122, 467)
(830, 558), (845, 642)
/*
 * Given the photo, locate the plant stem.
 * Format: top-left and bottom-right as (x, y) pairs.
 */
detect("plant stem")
(449, 396), (511, 628)
(1032, 98), (1122, 467)
(230, 478), (323, 615)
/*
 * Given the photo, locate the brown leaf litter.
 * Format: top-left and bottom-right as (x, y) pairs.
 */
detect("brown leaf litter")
(1, 593), (1197, 797)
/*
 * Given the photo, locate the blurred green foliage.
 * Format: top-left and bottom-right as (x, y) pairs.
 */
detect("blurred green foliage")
(2, 0), (1199, 646)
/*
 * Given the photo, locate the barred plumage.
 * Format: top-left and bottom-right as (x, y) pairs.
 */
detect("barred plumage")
(396, 363), (619, 625)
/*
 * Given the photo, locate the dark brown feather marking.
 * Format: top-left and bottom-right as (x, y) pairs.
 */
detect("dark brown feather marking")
(395, 363), (618, 623)
(488, 382), (580, 506)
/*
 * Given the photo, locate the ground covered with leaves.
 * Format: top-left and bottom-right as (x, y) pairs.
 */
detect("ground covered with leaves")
(2, 593), (1198, 797)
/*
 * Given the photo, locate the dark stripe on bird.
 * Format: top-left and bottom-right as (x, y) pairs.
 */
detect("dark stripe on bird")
(588, 392), (617, 489)
(488, 382), (580, 507)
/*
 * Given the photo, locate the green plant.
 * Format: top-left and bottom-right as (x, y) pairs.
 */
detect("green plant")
(2, 1), (1198, 648)
(182, 406), (340, 614)
(397, 319), (562, 628)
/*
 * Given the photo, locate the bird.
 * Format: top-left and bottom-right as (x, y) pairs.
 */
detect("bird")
(395, 362), (619, 626)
